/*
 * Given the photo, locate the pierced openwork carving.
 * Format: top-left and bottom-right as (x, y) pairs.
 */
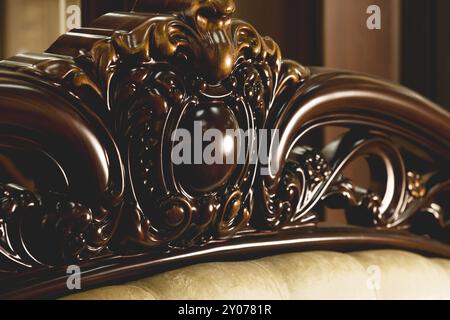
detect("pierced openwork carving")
(0, 0), (449, 298)
(102, 0), (309, 248)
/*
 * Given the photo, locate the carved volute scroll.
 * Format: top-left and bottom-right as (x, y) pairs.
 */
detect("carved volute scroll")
(0, 0), (449, 298)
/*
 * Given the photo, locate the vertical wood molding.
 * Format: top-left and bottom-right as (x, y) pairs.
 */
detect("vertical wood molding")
(235, 0), (323, 66)
(401, 0), (437, 102)
(0, 0), (4, 59)
(284, 0), (323, 65)
(436, 0), (450, 108)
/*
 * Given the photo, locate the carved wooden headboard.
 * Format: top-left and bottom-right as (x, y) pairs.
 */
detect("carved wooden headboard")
(0, 0), (449, 299)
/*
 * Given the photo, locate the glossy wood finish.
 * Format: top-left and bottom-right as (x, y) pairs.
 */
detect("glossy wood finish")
(0, 0), (449, 299)
(2, 226), (450, 300)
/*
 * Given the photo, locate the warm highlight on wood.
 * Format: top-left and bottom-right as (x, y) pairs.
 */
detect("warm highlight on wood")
(0, 0), (449, 299)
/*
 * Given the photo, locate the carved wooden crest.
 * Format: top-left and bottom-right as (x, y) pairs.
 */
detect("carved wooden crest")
(0, 0), (449, 298)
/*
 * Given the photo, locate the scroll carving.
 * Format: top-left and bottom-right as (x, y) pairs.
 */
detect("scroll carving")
(0, 0), (449, 280)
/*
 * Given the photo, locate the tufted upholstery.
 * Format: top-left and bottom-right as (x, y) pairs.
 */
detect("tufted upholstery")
(64, 250), (450, 300)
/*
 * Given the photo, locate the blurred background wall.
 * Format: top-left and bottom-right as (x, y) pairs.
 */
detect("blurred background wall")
(1, 0), (60, 56)
(0, 0), (80, 57)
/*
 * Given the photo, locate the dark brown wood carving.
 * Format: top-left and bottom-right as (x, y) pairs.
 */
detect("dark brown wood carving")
(0, 0), (449, 299)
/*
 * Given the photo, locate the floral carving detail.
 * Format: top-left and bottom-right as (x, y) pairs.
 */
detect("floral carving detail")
(0, 0), (448, 281)
(407, 171), (426, 199)
(93, 0), (309, 248)
(303, 151), (333, 190)
(0, 183), (116, 265)
(0, 184), (40, 221)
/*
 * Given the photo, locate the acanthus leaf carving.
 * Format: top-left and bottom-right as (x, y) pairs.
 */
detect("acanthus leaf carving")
(0, 0), (448, 279)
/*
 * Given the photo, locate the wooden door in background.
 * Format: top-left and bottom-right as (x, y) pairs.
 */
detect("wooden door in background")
(324, 0), (401, 82)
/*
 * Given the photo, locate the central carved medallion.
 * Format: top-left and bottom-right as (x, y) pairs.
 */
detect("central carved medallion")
(103, 0), (309, 247)
(176, 102), (240, 193)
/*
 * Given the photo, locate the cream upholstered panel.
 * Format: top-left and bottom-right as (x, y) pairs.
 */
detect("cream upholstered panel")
(64, 251), (450, 300)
